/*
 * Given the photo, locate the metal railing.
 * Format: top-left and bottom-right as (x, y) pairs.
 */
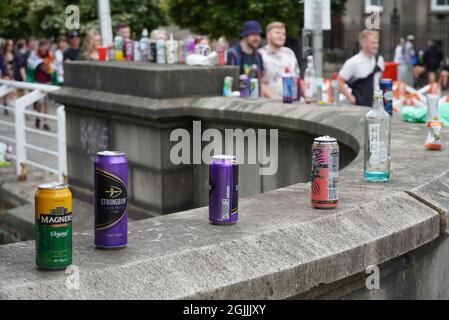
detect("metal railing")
(323, 22), (449, 63)
(0, 79), (67, 183)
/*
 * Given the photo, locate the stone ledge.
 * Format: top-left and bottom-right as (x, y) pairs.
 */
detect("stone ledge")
(63, 62), (239, 99)
(2, 92), (449, 299)
(0, 192), (440, 299)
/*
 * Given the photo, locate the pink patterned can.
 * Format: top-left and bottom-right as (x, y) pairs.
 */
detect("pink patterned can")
(311, 136), (339, 209)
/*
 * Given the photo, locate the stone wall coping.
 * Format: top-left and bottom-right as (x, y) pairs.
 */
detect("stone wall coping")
(1, 88), (448, 299)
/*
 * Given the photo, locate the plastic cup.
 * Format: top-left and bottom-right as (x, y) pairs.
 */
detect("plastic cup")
(98, 47), (108, 61)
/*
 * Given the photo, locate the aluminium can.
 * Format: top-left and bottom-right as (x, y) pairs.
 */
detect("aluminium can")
(239, 74), (250, 98)
(311, 136), (339, 209)
(150, 41), (157, 63)
(282, 75), (294, 103)
(35, 182), (72, 270)
(124, 39), (134, 61)
(223, 76), (233, 97)
(380, 79), (393, 116)
(94, 151), (128, 249)
(427, 94), (440, 122)
(209, 155), (239, 225)
(250, 78), (259, 98)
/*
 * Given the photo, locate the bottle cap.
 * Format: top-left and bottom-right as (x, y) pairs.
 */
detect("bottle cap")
(374, 90), (383, 98)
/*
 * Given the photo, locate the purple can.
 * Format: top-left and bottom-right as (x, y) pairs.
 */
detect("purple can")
(239, 74), (250, 98)
(94, 151), (128, 249)
(209, 155), (239, 225)
(185, 37), (196, 55)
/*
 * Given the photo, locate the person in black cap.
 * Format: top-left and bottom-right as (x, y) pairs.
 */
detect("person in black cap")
(227, 20), (265, 93)
(64, 31), (81, 62)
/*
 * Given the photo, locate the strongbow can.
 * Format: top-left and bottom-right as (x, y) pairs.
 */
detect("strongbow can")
(95, 151), (128, 249)
(311, 136), (339, 209)
(209, 155), (239, 225)
(35, 183), (72, 270)
(380, 79), (393, 116)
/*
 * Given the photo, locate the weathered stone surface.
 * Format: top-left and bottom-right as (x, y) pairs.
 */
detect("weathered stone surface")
(408, 172), (449, 232)
(0, 192), (439, 299)
(63, 61), (239, 99)
(0, 66), (446, 299)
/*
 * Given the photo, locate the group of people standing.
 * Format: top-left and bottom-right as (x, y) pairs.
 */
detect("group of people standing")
(227, 22), (385, 107)
(394, 36), (448, 89)
(0, 28), (105, 130)
(226, 20), (301, 100)
(228, 21), (449, 108)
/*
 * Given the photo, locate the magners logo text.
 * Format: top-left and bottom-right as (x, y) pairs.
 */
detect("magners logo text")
(40, 214), (72, 225)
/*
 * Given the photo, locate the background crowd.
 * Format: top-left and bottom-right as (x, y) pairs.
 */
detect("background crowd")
(1, 18), (449, 129)
(394, 36), (449, 89)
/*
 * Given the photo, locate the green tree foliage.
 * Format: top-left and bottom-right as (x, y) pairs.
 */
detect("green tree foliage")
(168, 0), (347, 39)
(0, 0), (167, 40)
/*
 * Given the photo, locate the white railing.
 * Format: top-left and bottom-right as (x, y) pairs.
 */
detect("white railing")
(0, 79), (67, 183)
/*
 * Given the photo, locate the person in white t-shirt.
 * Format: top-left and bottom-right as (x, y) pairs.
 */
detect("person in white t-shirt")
(338, 30), (385, 107)
(259, 22), (301, 99)
(54, 36), (67, 85)
(394, 38), (406, 83)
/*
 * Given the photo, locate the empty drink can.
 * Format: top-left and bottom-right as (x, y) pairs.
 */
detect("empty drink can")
(250, 78), (259, 98)
(311, 136), (339, 209)
(427, 94), (440, 122)
(35, 182), (72, 270)
(223, 76), (233, 97)
(209, 155), (239, 225)
(239, 74), (250, 98)
(150, 41), (157, 63)
(380, 79), (393, 116)
(94, 151), (128, 249)
(124, 39), (134, 61)
(425, 120), (443, 151)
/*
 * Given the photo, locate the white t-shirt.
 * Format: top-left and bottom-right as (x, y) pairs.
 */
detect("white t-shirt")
(259, 46), (300, 99)
(55, 49), (64, 84)
(394, 45), (404, 65)
(339, 51), (385, 90)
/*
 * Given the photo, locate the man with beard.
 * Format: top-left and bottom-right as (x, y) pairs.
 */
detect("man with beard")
(227, 21), (265, 95)
(259, 22), (301, 99)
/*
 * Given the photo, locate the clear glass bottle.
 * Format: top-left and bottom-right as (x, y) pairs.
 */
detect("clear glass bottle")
(304, 55), (316, 101)
(139, 28), (150, 62)
(364, 90), (391, 182)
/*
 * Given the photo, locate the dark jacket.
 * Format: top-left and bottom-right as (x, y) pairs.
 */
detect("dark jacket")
(424, 44), (444, 72)
(0, 55), (8, 77)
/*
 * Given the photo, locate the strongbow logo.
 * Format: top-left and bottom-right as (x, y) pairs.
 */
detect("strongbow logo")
(105, 186), (122, 198)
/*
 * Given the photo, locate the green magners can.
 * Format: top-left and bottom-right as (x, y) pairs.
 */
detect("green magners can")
(35, 182), (72, 270)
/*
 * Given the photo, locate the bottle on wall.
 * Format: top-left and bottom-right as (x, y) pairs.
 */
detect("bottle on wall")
(304, 55), (316, 103)
(364, 90), (391, 182)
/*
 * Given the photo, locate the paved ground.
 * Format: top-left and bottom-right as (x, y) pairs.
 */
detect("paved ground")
(0, 102), (58, 170)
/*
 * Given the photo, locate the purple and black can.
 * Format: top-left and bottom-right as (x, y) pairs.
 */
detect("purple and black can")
(94, 151), (128, 249)
(209, 155), (239, 225)
(380, 79), (393, 116)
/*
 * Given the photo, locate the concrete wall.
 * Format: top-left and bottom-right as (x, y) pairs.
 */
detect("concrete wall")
(294, 230), (449, 299)
(3, 62), (438, 300)
(65, 104), (356, 218)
